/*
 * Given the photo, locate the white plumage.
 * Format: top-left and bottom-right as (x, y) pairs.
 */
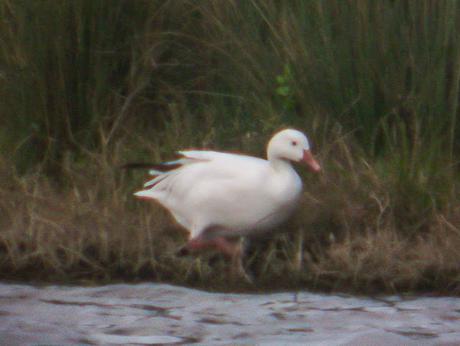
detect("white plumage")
(133, 128), (320, 278)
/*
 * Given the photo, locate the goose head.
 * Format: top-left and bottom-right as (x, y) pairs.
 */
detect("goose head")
(267, 129), (321, 172)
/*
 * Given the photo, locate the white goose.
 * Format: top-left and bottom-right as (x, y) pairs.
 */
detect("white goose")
(133, 129), (320, 279)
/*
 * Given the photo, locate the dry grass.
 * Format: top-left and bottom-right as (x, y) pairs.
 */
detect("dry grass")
(308, 224), (460, 294)
(1, 133), (458, 295)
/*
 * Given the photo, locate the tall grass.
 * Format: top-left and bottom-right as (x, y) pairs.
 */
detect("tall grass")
(0, 0), (459, 293)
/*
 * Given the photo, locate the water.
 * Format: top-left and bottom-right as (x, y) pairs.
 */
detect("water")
(0, 282), (459, 345)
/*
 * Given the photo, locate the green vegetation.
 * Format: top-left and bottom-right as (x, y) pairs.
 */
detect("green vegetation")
(0, 0), (459, 294)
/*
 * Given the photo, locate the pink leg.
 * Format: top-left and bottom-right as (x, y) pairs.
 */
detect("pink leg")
(212, 237), (241, 258)
(206, 237), (251, 282)
(184, 237), (240, 257)
(183, 236), (252, 283)
(185, 238), (215, 252)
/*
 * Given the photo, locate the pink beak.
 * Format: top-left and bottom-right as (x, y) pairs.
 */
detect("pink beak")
(302, 150), (321, 173)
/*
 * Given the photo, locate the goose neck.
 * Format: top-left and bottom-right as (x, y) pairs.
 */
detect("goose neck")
(268, 156), (295, 173)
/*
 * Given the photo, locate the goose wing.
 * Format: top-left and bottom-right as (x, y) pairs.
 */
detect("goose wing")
(134, 150), (267, 198)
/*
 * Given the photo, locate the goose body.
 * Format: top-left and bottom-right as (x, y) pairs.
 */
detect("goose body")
(133, 129), (320, 278)
(135, 150), (302, 239)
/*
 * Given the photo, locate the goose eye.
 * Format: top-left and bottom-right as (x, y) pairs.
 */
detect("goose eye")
(291, 141), (297, 146)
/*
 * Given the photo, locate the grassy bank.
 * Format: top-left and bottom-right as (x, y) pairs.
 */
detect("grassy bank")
(0, 0), (459, 294)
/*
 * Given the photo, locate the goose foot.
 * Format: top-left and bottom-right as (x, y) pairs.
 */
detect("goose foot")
(179, 236), (253, 284)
